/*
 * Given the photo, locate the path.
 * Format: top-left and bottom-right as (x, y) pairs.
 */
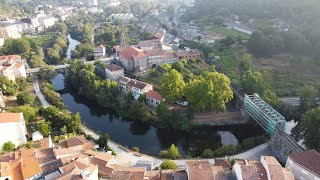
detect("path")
(32, 79), (272, 168)
(33, 79), (49, 108)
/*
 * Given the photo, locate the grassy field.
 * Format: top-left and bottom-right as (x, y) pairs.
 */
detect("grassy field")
(213, 27), (250, 40)
(214, 48), (239, 81)
(28, 34), (54, 46)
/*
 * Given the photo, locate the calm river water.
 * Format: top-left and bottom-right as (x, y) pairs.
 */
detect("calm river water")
(52, 74), (264, 157)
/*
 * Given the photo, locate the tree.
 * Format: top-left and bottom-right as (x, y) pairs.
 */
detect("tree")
(171, 61), (184, 72)
(160, 69), (186, 102)
(185, 72), (233, 112)
(17, 92), (34, 105)
(67, 113), (81, 133)
(0, 77), (16, 95)
(160, 159), (178, 170)
(156, 101), (170, 121)
(97, 134), (110, 149)
(299, 85), (317, 112)
(38, 66), (57, 81)
(168, 144), (181, 159)
(16, 78), (28, 91)
(241, 71), (265, 95)
(239, 53), (252, 73)
(9, 105), (38, 124)
(2, 141), (15, 152)
(39, 121), (52, 137)
(128, 102), (150, 123)
(301, 107), (320, 151)
(262, 89), (280, 108)
(60, 125), (67, 135)
(201, 148), (214, 158)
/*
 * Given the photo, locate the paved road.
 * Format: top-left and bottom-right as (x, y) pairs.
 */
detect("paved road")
(33, 79), (49, 108)
(231, 143), (272, 160)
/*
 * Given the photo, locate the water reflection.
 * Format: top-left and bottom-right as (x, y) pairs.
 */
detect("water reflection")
(66, 34), (80, 60)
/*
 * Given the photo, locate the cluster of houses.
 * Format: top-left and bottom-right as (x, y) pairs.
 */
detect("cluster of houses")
(0, 112), (319, 180)
(0, 55), (27, 81)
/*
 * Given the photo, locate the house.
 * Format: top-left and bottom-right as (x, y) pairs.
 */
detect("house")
(0, 55), (27, 81)
(126, 79), (153, 99)
(111, 166), (146, 180)
(38, 17), (56, 28)
(146, 90), (163, 107)
(233, 160), (267, 180)
(0, 113), (27, 151)
(93, 45), (106, 60)
(0, 55), (22, 63)
(176, 47), (201, 60)
(138, 39), (162, 50)
(120, 46), (148, 71)
(185, 160), (229, 180)
(0, 63), (15, 81)
(260, 156), (295, 180)
(115, 75), (131, 92)
(0, 149), (43, 180)
(286, 149), (320, 180)
(90, 152), (116, 177)
(64, 135), (95, 152)
(105, 64), (124, 80)
(0, 23), (22, 39)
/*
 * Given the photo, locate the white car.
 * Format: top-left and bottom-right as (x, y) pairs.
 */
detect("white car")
(180, 101), (188, 106)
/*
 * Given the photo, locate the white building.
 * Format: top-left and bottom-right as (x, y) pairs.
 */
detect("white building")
(38, 17), (56, 28)
(0, 113), (27, 151)
(146, 90), (163, 107)
(93, 45), (106, 60)
(105, 64), (124, 80)
(0, 23), (22, 39)
(286, 150), (320, 180)
(225, 22), (254, 35)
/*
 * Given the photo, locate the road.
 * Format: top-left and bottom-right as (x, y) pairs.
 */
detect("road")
(32, 79), (271, 168)
(33, 79), (49, 108)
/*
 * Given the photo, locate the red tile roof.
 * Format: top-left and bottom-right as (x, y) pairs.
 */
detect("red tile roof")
(66, 136), (87, 148)
(121, 46), (147, 61)
(289, 149), (320, 177)
(146, 90), (163, 101)
(185, 161), (214, 180)
(0, 113), (22, 123)
(106, 64), (124, 72)
(0, 55), (22, 61)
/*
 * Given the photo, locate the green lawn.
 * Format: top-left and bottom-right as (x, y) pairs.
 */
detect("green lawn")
(29, 35), (54, 46)
(214, 48), (239, 81)
(213, 27), (250, 40)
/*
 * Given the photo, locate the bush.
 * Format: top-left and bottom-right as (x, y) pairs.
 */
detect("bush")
(213, 145), (241, 157)
(17, 92), (34, 105)
(2, 141), (15, 152)
(159, 150), (169, 158)
(241, 136), (267, 149)
(128, 102), (150, 123)
(171, 61), (184, 72)
(131, 146), (140, 152)
(168, 144), (181, 159)
(160, 159), (178, 170)
(201, 148), (214, 158)
(53, 136), (60, 143)
(9, 105), (38, 124)
(26, 141), (33, 149)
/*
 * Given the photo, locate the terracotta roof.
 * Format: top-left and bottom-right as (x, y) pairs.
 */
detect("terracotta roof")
(66, 136), (87, 148)
(113, 45), (122, 53)
(60, 157), (89, 173)
(145, 49), (164, 56)
(176, 49), (200, 57)
(0, 162), (10, 177)
(0, 113), (22, 123)
(163, 51), (177, 60)
(261, 156), (285, 180)
(127, 79), (150, 90)
(146, 90), (163, 101)
(185, 160), (215, 180)
(289, 149), (320, 177)
(112, 167), (146, 180)
(106, 64), (124, 72)
(121, 46), (147, 61)
(84, 150), (99, 156)
(116, 75), (131, 84)
(0, 55), (21, 61)
(58, 154), (81, 165)
(40, 137), (52, 149)
(214, 158), (231, 169)
(138, 39), (162, 48)
(93, 153), (115, 163)
(54, 148), (79, 158)
(20, 149), (42, 179)
(153, 32), (165, 39)
(15, 62), (24, 68)
(10, 159), (23, 180)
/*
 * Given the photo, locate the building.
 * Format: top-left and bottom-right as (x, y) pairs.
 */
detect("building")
(286, 150), (320, 180)
(120, 46), (148, 71)
(20, 17), (39, 28)
(233, 160), (267, 180)
(0, 55), (22, 63)
(111, 166), (146, 180)
(260, 156), (295, 180)
(146, 90), (163, 107)
(176, 48), (201, 60)
(115, 75), (131, 92)
(93, 45), (106, 60)
(63, 135), (95, 152)
(134, 160), (153, 171)
(0, 63), (15, 81)
(138, 39), (162, 50)
(0, 113), (27, 151)
(0, 59), (27, 81)
(109, 14), (134, 23)
(38, 17), (56, 28)
(225, 22), (255, 35)
(0, 23), (21, 39)
(90, 152), (116, 177)
(105, 64), (124, 80)
(126, 79), (153, 99)
(185, 160), (229, 180)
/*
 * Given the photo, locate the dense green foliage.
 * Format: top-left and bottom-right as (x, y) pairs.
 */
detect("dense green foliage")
(97, 134), (110, 149)
(128, 102), (151, 123)
(9, 105), (38, 123)
(2, 141), (15, 153)
(185, 71), (233, 112)
(159, 144), (181, 159)
(201, 148), (214, 158)
(160, 159), (178, 170)
(17, 92), (34, 105)
(160, 69), (186, 102)
(301, 107), (320, 151)
(39, 121), (52, 137)
(41, 83), (66, 109)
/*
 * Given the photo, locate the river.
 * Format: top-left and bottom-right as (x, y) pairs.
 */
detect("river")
(66, 34), (80, 60)
(52, 74), (264, 157)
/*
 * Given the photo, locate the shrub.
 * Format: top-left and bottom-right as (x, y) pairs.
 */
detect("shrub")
(160, 159), (178, 170)
(159, 150), (169, 158)
(168, 144), (181, 159)
(201, 148), (214, 158)
(17, 92), (34, 105)
(53, 136), (60, 143)
(2, 141), (15, 152)
(131, 146), (140, 152)
(171, 61), (184, 72)
(242, 138), (256, 149)
(213, 145), (241, 157)
(26, 141), (33, 149)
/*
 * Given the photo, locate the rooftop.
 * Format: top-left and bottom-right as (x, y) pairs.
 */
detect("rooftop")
(0, 113), (22, 123)
(116, 75), (131, 84)
(121, 46), (148, 61)
(106, 64), (124, 72)
(127, 79), (149, 90)
(289, 149), (320, 177)
(146, 90), (163, 101)
(93, 152), (115, 162)
(66, 136), (88, 148)
(185, 160), (215, 180)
